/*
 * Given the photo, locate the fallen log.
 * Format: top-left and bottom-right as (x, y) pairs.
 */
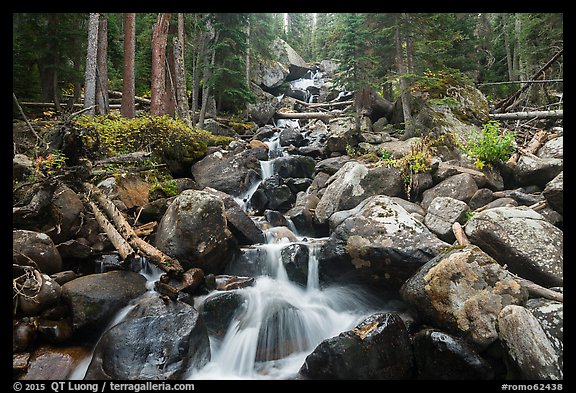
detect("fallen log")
(307, 100), (354, 108)
(506, 129), (548, 168)
(88, 200), (136, 260)
(94, 151), (152, 167)
(490, 110), (563, 120)
(108, 90), (151, 105)
(275, 111), (335, 121)
(84, 182), (183, 276)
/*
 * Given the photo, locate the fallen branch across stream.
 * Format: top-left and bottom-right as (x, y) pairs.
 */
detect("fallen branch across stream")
(84, 182), (183, 276)
(275, 111), (335, 121)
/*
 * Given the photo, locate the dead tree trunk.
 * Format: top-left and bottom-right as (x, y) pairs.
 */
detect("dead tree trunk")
(490, 110), (563, 120)
(83, 13), (100, 116)
(96, 14), (109, 115)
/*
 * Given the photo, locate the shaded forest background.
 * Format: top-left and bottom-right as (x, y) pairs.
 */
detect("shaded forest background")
(13, 13), (563, 117)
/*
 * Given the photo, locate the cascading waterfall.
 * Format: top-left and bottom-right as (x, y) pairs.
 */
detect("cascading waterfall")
(188, 108), (382, 379)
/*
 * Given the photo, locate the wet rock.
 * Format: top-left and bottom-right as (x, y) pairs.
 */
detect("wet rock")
(56, 239), (93, 260)
(423, 196), (470, 243)
(250, 175), (295, 213)
(13, 320), (37, 353)
(299, 312), (413, 379)
(498, 305), (561, 380)
(21, 345), (92, 380)
(320, 195), (449, 292)
(155, 190), (237, 274)
(315, 161), (404, 224)
(400, 245), (528, 348)
(85, 296), (211, 380)
(37, 318), (73, 344)
(279, 127), (304, 147)
(273, 155), (316, 179)
(465, 206), (563, 287)
(17, 273), (62, 317)
(61, 270), (147, 336)
(139, 197), (175, 223)
(264, 209), (289, 227)
(200, 291), (245, 338)
(281, 243), (309, 286)
(542, 171), (562, 214)
(413, 328), (494, 379)
(191, 148), (262, 197)
(13, 230), (63, 274)
(421, 173), (478, 210)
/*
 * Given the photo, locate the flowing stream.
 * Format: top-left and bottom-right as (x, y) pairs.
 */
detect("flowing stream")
(71, 70), (384, 380)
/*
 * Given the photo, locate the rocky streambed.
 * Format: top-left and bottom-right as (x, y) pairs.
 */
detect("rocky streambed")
(13, 51), (563, 380)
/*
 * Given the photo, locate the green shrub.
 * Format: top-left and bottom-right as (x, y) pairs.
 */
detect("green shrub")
(464, 121), (516, 169)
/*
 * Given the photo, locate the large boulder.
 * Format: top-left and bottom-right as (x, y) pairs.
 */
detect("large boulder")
(204, 187), (265, 245)
(498, 305), (562, 380)
(61, 271), (147, 336)
(190, 148), (262, 197)
(271, 38), (309, 80)
(525, 298), (563, 371)
(155, 190), (237, 274)
(319, 195), (449, 292)
(513, 155), (563, 188)
(247, 84), (280, 125)
(423, 196), (470, 243)
(400, 245), (528, 348)
(325, 117), (360, 155)
(13, 230), (63, 274)
(299, 312), (413, 379)
(85, 295), (210, 380)
(464, 206), (563, 287)
(314, 161), (404, 225)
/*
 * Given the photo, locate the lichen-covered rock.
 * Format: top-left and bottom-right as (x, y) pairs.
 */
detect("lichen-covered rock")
(464, 206), (563, 287)
(319, 195), (449, 292)
(299, 312), (413, 379)
(537, 136), (563, 159)
(326, 117), (360, 154)
(498, 305), (562, 380)
(315, 161), (404, 224)
(412, 328), (494, 379)
(525, 298), (563, 370)
(247, 84), (281, 125)
(400, 245), (528, 347)
(155, 190), (237, 274)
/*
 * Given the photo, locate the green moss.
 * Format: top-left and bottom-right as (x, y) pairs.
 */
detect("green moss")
(75, 114), (233, 163)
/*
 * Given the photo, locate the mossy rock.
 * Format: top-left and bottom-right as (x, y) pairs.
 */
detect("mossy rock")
(75, 114), (234, 176)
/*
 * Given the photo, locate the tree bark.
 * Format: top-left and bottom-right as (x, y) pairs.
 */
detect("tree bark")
(84, 13), (100, 116)
(121, 13), (136, 119)
(150, 13), (171, 116)
(96, 14), (109, 115)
